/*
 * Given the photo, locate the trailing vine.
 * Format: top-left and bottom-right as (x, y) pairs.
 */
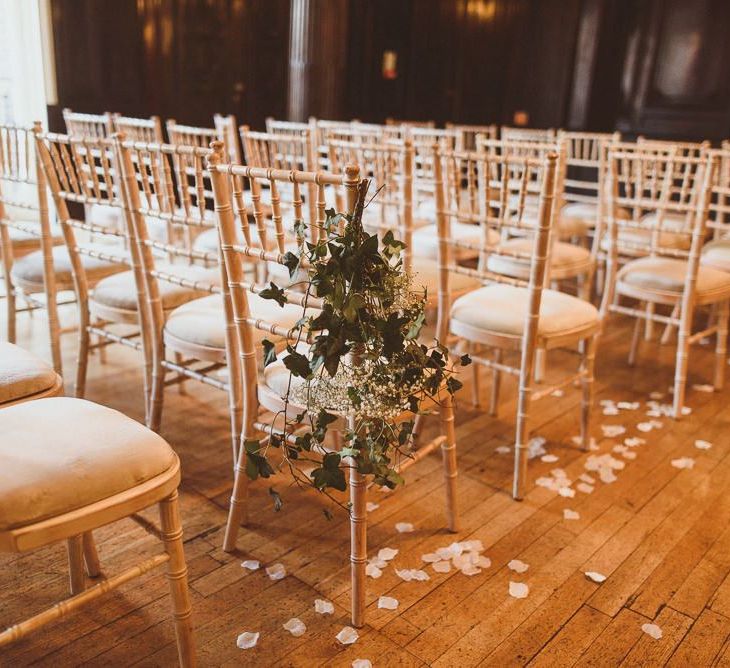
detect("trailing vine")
(246, 181), (469, 512)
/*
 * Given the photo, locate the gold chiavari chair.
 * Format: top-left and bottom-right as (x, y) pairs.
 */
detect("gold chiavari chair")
(501, 126), (557, 143)
(445, 122), (499, 151)
(0, 122), (67, 373)
(701, 144), (730, 273)
(34, 132), (137, 398)
(62, 109), (114, 139)
(637, 136), (710, 159)
(113, 114), (164, 143)
(434, 146), (600, 499)
(600, 147), (729, 417)
(207, 144), (459, 628)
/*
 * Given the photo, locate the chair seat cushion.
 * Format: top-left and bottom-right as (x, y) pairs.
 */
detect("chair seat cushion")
(6, 224), (64, 252)
(0, 397), (176, 531)
(701, 239), (730, 273)
(486, 238), (592, 279)
(451, 284), (599, 339)
(559, 203), (630, 237)
(617, 256), (730, 300)
(164, 291), (314, 351)
(0, 342), (58, 405)
(10, 244), (127, 289)
(412, 222), (499, 260)
(411, 257), (480, 304)
(92, 264), (221, 314)
(600, 226), (690, 253)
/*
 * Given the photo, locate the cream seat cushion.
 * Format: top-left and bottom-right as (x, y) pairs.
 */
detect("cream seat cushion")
(617, 256), (730, 300)
(91, 264), (222, 313)
(0, 342), (58, 405)
(412, 222), (499, 260)
(451, 284), (599, 339)
(701, 239), (730, 273)
(410, 257), (480, 304)
(486, 238), (592, 279)
(0, 397), (176, 531)
(10, 244), (128, 289)
(5, 224), (64, 253)
(559, 203), (630, 238)
(164, 292), (316, 351)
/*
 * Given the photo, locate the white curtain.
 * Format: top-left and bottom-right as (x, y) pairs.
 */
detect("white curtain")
(0, 0), (50, 127)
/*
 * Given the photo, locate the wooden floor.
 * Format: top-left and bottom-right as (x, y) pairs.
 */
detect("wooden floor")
(3, 302), (730, 667)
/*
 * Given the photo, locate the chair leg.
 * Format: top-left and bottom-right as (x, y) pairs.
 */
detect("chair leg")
(628, 309), (642, 366)
(644, 302), (655, 341)
(75, 303), (90, 398)
(714, 300), (729, 390)
(411, 413), (424, 446)
(158, 491), (196, 668)
(489, 348), (502, 416)
(5, 285), (17, 343)
(46, 290), (63, 376)
(439, 393), (459, 532)
(149, 347), (166, 432)
(223, 434), (248, 552)
(534, 348), (546, 383)
(349, 464), (367, 628)
(579, 336), (597, 452)
(82, 531), (102, 578)
(660, 304), (679, 345)
(174, 352), (187, 395)
(673, 310), (692, 419)
(66, 535), (85, 595)
(512, 368), (533, 501)
(470, 343), (480, 407)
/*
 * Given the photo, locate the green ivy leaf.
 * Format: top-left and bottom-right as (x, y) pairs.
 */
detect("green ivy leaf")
(283, 346), (312, 379)
(244, 439), (274, 481)
(269, 487), (283, 512)
(261, 339), (277, 367)
(259, 282), (286, 307)
(460, 353), (472, 366)
(283, 251), (300, 278)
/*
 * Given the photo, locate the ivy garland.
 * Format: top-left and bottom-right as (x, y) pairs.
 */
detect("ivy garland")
(247, 181), (470, 512)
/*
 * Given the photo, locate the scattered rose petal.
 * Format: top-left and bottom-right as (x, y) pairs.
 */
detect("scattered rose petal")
(395, 522), (414, 533)
(461, 564), (481, 576)
(475, 555), (492, 568)
(577, 482), (595, 494)
(585, 571), (607, 583)
(241, 560), (260, 571)
(641, 623), (663, 640)
(283, 618), (306, 637)
(559, 487), (576, 498)
(369, 556), (387, 569)
(695, 439), (712, 450)
(366, 563), (382, 579)
(432, 560), (451, 573)
(508, 559), (529, 573)
(266, 563), (286, 581)
(378, 547), (398, 561)
(460, 539), (485, 552)
(551, 389), (564, 397)
(528, 436), (547, 459)
(366, 502), (379, 512)
(395, 568), (429, 582)
(236, 631), (259, 649)
(579, 473), (595, 484)
(421, 552), (440, 563)
(623, 451), (637, 460)
(681, 407), (692, 416)
(617, 401), (640, 410)
(692, 383), (714, 393)
(352, 661), (372, 668)
(336, 626), (359, 645)
(495, 445), (511, 454)
(563, 509), (580, 520)
(509, 581), (529, 599)
(314, 599), (334, 615)
(671, 457), (695, 470)
(378, 596), (399, 610)
(541, 454), (559, 463)
(601, 425), (626, 438)
(625, 437), (646, 447)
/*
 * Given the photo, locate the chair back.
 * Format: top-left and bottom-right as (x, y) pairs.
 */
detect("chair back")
(62, 109), (114, 138)
(501, 126), (556, 143)
(433, 144), (560, 340)
(445, 123), (499, 151)
(113, 115), (164, 143)
(708, 144), (730, 238)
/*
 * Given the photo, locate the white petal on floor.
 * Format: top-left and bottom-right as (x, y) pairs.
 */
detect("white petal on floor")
(585, 571), (607, 583)
(283, 618), (307, 637)
(265, 563), (286, 581)
(241, 560), (260, 571)
(577, 482), (595, 494)
(432, 560), (452, 573)
(395, 522), (414, 533)
(671, 457), (695, 470)
(637, 422), (654, 433)
(352, 660), (372, 668)
(396, 568), (430, 582)
(368, 556), (387, 569)
(625, 437), (646, 447)
(378, 547), (399, 561)
(601, 425), (626, 438)
(460, 539), (485, 552)
(366, 502), (379, 512)
(559, 487), (576, 498)
(695, 439), (713, 450)
(649, 391), (664, 400)
(541, 454), (559, 463)
(421, 552), (441, 563)
(461, 564), (482, 576)
(551, 389), (564, 397)
(475, 555), (492, 568)
(508, 559), (529, 573)
(563, 509), (580, 520)
(528, 436), (547, 459)
(495, 445), (511, 454)
(366, 563), (382, 579)
(314, 599), (334, 614)
(692, 383), (714, 393)
(236, 631), (260, 649)
(579, 473), (595, 484)
(509, 581), (529, 599)
(641, 623), (663, 640)
(617, 401), (640, 410)
(378, 596), (399, 610)
(623, 451), (637, 460)
(336, 626), (359, 645)
(599, 469), (617, 484)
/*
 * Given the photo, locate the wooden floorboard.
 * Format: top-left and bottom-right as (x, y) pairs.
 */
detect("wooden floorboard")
(2, 303), (730, 666)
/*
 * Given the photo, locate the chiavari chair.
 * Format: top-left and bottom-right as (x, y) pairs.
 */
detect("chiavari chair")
(0, 122), (67, 373)
(113, 114), (164, 143)
(600, 147), (729, 417)
(207, 144), (459, 628)
(34, 132), (140, 398)
(62, 109), (114, 139)
(701, 144), (730, 273)
(501, 126), (557, 143)
(445, 122), (499, 151)
(434, 146), (600, 499)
